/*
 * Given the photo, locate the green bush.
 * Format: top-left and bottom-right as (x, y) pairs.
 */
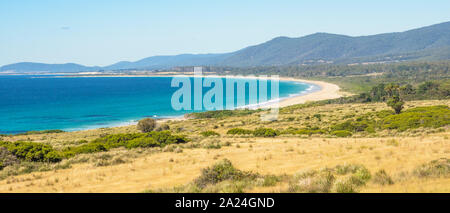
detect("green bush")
(0, 141), (62, 162)
(331, 130), (353, 137)
(381, 106), (450, 131)
(329, 105), (449, 134)
(125, 137), (159, 149)
(200, 131), (220, 137)
(280, 127), (298, 135)
(351, 167), (372, 186)
(253, 128), (279, 137)
(64, 142), (107, 156)
(331, 119), (375, 133)
(226, 128), (253, 135)
(330, 120), (356, 132)
(91, 133), (145, 148)
(147, 131), (188, 145)
(63, 131), (188, 156)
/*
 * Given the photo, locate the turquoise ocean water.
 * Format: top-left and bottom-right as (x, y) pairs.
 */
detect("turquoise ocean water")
(0, 76), (318, 134)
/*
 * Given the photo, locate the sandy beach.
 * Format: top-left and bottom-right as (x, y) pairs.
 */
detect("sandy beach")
(276, 77), (345, 108)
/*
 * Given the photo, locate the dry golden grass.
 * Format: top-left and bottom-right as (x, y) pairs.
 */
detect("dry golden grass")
(0, 99), (448, 192)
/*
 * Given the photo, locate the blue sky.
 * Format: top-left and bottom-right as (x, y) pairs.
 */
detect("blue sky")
(0, 0), (449, 66)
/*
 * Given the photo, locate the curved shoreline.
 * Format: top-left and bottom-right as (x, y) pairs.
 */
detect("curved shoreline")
(35, 74), (345, 107)
(276, 77), (343, 108)
(56, 74), (345, 107)
(12, 74), (346, 131)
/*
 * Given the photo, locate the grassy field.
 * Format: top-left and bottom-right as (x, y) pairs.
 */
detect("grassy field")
(0, 99), (448, 193)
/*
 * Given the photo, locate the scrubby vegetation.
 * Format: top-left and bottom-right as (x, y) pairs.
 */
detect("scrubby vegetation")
(200, 131), (220, 137)
(225, 105), (449, 138)
(253, 128), (279, 137)
(0, 141), (62, 163)
(226, 128), (279, 137)
(137, 118), (157, 133)
(148, 159), (284, 193)
(331, 130), (353, 137)
(0, 131), (189, 173)
(0, 147), (19, 170)
(194, 159), (259, 189)
(63, 131), (188, 157)
(327, 105), (449, 134)
(226, 128), (253, 135)
(187, 109), (258, 119)
(381, 106), (450, 131)
(288, 164), (371, 193)
(0, 97), (448, 192)
(413, 158), (450, 178)
(372, 170), (394, 185)
(160, 162), (376, 193)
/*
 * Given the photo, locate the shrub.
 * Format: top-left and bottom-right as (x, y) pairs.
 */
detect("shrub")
(386, 96), (404, 114)
(194, 159), (258, 188)
(0, 141), (62, 162)
(203, 141), (222, 149)
(413, 158), (450, 178)
(332, 177), (358, 193)
(331, 119), (375, 133)
(148, 131), (188, 145)
(200, 131), (220, 137)
(330, 121), (355, 132)
(226, 128), (253, 135)
(335, 164), (367, 175)
(313, 114), (322, 121)
(93, 133), (145, 146)
(372, 170), (394, 185)
(253, 128), (279, 137)
(334, 164), (371, 186)
(137, 118), (157, 133)
(62, 131), (188, 157)
(62, 142), (107, 157)
(381, 106), (450, 131)
(280, 127), (298, 135)
(331, 130), (352, 137)
(125, 137), (159, 149)
(351, 167), (372, 186)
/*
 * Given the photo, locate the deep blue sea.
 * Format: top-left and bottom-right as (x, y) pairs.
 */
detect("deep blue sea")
(0, 75), (317, 134)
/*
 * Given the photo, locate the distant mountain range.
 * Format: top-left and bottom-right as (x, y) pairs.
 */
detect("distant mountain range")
(2, 21), (450, 73)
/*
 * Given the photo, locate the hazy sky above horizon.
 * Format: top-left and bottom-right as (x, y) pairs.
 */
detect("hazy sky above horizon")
(1, 0), (449, 66)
